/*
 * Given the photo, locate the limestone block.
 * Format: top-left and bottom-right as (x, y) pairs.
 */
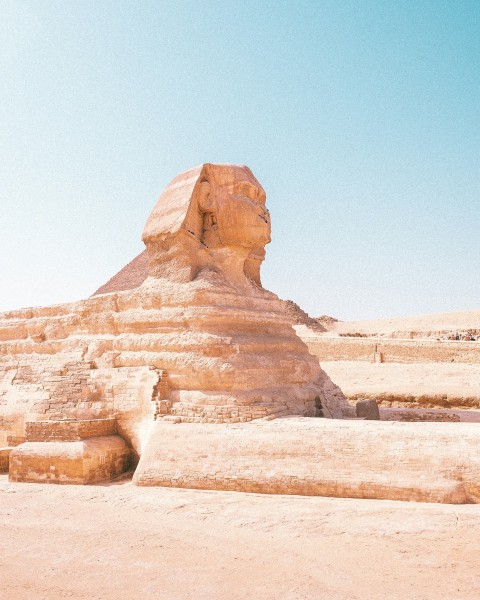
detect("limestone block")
(25, 418), (117, 442)
(133, 419), (480, 504)
(8, 436), (131, 484)
(356, 400), (380, 420)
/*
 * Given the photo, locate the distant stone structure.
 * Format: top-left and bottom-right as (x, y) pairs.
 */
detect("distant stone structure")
(94, 250), (149, 295)
(297, 319), (480, 415)
(283, 300), (326, 332)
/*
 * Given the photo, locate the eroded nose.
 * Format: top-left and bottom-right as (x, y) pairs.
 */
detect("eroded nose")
(258, 207), (270, 224)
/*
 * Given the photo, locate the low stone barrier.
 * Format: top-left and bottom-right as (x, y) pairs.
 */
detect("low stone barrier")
(134, 418), (480, 504)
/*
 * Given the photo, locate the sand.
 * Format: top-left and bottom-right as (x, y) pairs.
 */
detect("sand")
(1, 474), (479, 599)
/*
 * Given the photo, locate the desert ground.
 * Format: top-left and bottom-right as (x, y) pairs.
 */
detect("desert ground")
(1, 474), (479, 600)
(323, 309), (480, 338)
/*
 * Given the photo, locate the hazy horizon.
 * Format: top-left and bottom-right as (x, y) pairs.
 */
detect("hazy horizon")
(1, 1), (479, 320)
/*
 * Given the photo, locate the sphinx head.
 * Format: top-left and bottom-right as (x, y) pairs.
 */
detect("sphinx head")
(142, 164), (271, 287)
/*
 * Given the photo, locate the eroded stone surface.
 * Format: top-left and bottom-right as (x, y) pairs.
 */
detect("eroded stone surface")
(356, 399), (380, 420)
(133, 418), (480, 503)
(4, 163), (478, 503)
(0, 448), (12, 473)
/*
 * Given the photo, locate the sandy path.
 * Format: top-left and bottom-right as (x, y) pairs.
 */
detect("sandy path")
(1, 475), (479, 599)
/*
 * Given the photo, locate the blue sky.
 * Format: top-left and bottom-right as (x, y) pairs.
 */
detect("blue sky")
(1, 0), (479, 319)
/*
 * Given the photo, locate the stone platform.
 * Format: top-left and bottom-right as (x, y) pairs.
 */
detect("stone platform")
(133, 418), (480, 504)
(9, 437), (131, 484)
(8, 419), (131, 484)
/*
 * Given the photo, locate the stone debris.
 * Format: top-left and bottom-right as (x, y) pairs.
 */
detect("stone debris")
(355, 399), (380, 420)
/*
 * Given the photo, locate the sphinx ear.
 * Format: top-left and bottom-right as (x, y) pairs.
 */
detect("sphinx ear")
(197, 181), (214, 211)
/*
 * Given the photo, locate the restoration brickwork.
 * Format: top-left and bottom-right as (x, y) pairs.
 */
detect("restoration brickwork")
(9, 435), (131, 484)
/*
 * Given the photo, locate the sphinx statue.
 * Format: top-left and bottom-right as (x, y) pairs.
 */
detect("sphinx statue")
(3, 164), (480, 505)
(0, 164), (347, 481)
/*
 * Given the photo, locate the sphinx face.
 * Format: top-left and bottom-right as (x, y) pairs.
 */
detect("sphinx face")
(200, 165), (271, 251)
(141, 164), (271, 286)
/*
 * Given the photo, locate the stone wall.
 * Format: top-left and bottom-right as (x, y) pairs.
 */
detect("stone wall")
(380, 408), (461, 422)
(341, 405), (479, 422)
(134, 418), (480, 504)
(300, 335), (480, 364)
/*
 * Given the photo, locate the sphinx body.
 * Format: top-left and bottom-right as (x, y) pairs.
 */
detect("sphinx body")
(0, 164), (346, 464)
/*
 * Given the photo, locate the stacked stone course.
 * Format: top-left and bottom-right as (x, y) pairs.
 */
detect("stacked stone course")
(8, 417), (131, 484)
(25, 418), (117, 441)
(301, 335), (480, 364)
